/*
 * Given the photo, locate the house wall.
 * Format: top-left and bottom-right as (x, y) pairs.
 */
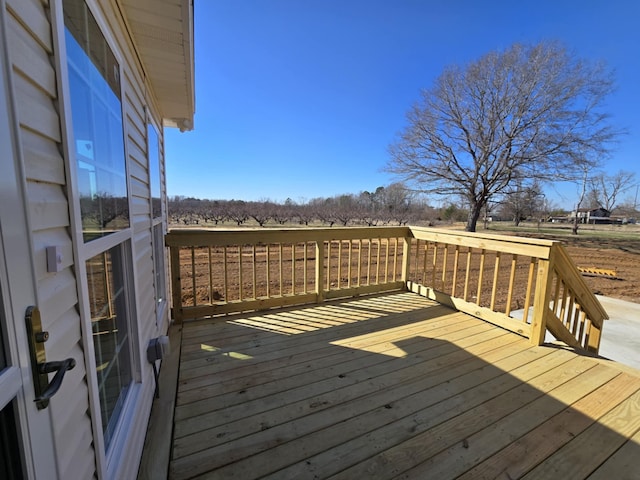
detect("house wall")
(2, 0), (170, 478)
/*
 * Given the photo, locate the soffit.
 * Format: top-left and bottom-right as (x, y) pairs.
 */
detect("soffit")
(119, 0), (195, 131)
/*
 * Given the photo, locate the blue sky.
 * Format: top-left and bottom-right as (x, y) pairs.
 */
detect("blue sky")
(165, 0), (640, 209)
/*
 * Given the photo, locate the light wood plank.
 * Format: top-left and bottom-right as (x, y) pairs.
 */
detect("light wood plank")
(175, 317), (496, 434)
(458, 372), (640, 480)
(398, 364), (623, 479)
(329, 355), (599, 480)
(171, 336), (536, 478)
(162, 292), (640, 480)
(521, 388), (640, 479)
(588, 427), (640, 479)
(175, 320), (498, 421)
(262, 347), (575, 480)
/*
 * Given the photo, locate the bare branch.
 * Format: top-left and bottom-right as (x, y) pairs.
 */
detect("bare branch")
(387, 41), (621, 231)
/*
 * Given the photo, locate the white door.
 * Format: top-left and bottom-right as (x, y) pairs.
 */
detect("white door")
(0, 24), (58, 478)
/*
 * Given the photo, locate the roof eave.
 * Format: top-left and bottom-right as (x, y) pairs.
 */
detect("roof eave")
(119, 0), (195, 131)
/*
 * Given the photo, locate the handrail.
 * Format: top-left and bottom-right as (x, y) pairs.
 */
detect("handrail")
(167, 227), (410, 321)
(166, 226), (608, 354)
(405, 227), (608, 353)
(544, 244), (607, 353)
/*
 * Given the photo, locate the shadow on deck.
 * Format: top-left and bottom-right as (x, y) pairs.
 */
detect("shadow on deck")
(140, 291), (640, 479)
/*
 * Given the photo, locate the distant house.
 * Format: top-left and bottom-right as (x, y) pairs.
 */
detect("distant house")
(0, 0), (194, 478)
(570, 207), (611, 224)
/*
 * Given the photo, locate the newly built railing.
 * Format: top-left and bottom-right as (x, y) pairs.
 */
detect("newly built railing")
(166, 226), (607, 353)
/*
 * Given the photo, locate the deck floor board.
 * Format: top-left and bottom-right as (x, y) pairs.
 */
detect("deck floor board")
(167, 292), (640, 480)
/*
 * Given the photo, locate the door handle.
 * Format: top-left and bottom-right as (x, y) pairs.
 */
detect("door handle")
(25, 306), (76, 409)
(35, 358), (76, 405)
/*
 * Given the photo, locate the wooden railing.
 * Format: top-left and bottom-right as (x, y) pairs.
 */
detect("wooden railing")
(166, 227), (408, 319)
(405, 227), (607, 353)
(166, 226), (607, 353)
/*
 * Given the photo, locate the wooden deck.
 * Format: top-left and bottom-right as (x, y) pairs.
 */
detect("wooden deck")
(167, 292), (640, 480)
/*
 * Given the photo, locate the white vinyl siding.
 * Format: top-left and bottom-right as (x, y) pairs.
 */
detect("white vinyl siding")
(5, 0), (96, 478)
(3, 0), (173, 477)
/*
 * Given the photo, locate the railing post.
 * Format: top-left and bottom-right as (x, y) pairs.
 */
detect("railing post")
(315, 240), (325, 303)
(586, 322), (603, 354)
(169, 245), (184, 324)
(401, 236), (411, 289)
(530, 254), (554, 346)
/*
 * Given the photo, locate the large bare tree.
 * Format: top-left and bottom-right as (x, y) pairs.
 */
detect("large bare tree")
(388, 42), (619, 231)
(588, 170), (637, 212)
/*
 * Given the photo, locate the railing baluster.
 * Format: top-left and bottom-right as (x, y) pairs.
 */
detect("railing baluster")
(577, 310), (587, 345)
(238, 245), (243, 302)
(366, 239), (372, 285)
(292, 243), (296, 295)
(441, 244), (448, 291)
(413, 239), (420, 281)
(266, 244), (270, 298)
(452, 246), (460, 297)
(423, 242), (429, 286)
(376, 238), (381, 284)
(348, 240), (353, 288)
(393, 238), (399, 281)
(357, 239), (362, 287)
(252, 245), (257, 299)
(384, 238), (390, 283)
(490, 251), (501, 311)
(303, 242), (308, 294)
(402, 237), (411, 284)
(521, 257), (536, 325)
(505, 254), (517, 316)
(316, 240), (325, 303)
(279, 243), (283, 296)
(431, 243), (438, 289)
(208, 246), (213, 304)
(223, 246), (228, 302)
(571, 302), (581, 336)
(326, 240), (331, 291)
(553, 277), (563, 318)
(476, 249), (486, 305)
(337, 240), (343, 289)
(463, 247), (472, 302)
(191, 247), (196, 306)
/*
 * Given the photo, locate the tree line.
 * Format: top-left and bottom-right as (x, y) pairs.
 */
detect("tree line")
(168, 183), (470, 227)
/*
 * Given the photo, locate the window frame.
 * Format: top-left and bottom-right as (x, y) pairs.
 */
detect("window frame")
(53, 0), (142, 475)
(147, 116), (168, 327)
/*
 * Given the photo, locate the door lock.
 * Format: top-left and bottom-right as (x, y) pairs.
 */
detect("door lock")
(25, 306), (76, 410)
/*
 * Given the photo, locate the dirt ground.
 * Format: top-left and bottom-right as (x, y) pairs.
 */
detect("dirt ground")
(537, 236), (640, 304)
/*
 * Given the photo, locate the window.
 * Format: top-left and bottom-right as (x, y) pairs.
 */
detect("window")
(64, 0), (135, 451)
(148, 123), (166, 323)
(65, 0), (129, 242)
(148, 124), (161, 219)
(85, 245), (133, 447)
(152, 224), (166, 324)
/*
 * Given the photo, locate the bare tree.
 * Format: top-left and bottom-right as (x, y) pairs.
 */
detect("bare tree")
(500, 180), (543, 226)
(572, 165), (590, 235)
(226, 200), (249, 226)
(248, 202), (271, 227)
(588, 170), (636, 213)
(388, 41), (619, 231)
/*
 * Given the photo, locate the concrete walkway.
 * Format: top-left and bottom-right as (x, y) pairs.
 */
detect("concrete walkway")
(512, 296), (640, 371)
(595, 296), (640, 371)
